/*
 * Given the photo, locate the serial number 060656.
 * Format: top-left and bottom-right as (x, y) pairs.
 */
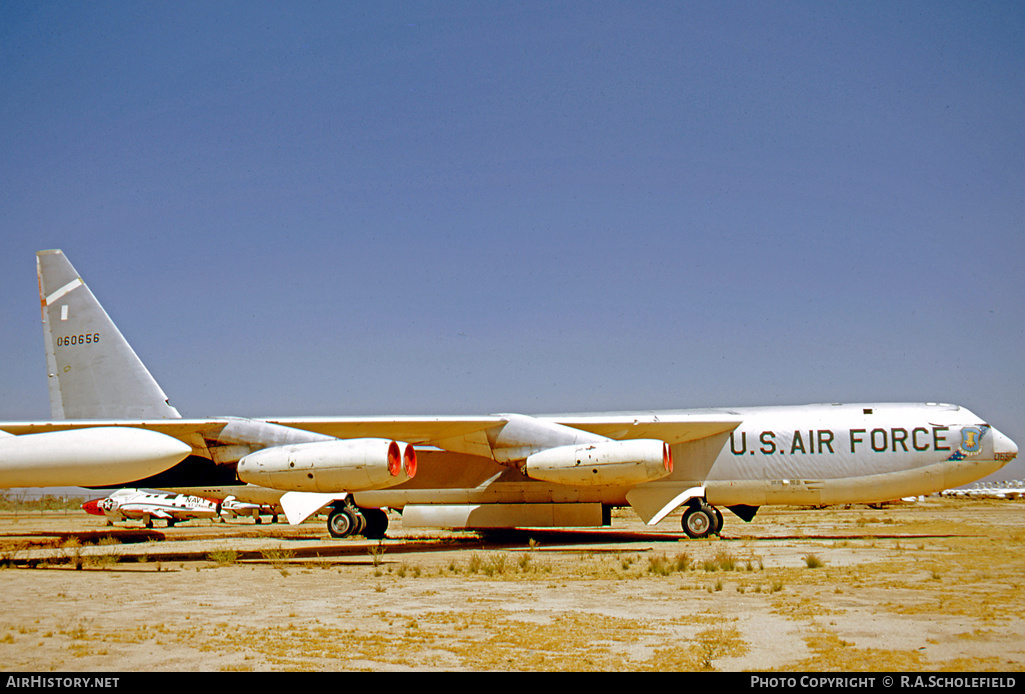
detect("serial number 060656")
(56, 333), (100, 347)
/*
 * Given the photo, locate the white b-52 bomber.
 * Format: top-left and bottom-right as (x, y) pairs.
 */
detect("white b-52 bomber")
(0, 250), (1017, 539)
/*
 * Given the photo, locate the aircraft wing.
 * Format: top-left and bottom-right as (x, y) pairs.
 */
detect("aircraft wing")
(0, 413), (741, 461)
(228, 412), (742, 457)
(266, 413), (740, 446)
(536, 413), (741, 445)
(263, 416), (506, 458)
(0, 417), (502, 459)
(118, 506), (172, 521)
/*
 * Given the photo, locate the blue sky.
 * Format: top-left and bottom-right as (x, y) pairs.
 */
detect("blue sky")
(2, 1), (1023, 481)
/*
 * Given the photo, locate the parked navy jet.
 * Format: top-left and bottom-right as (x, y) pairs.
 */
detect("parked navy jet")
(82, 488), (218, 528)
(1, 250), (1017, 539)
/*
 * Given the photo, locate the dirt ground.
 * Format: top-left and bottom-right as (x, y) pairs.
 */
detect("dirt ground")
(0, 498), (1023, 672)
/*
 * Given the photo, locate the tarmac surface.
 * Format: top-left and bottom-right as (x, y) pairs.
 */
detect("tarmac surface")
(0, 498), (1023, 671)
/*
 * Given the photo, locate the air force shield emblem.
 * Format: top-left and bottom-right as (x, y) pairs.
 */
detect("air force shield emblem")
(959, 426), (988, 456)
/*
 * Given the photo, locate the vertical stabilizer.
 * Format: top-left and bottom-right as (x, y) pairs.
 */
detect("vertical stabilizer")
(37, 250), (181, 420)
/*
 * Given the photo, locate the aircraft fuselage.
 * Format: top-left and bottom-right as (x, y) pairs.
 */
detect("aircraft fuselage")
(350, 402), (1014, 516)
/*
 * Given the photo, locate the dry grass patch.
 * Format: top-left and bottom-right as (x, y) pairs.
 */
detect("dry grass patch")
(39, 605), (740, 671)
(646, 622), (749, 671)
(779, 628), (928, 671)
(207, 549), (238, 566)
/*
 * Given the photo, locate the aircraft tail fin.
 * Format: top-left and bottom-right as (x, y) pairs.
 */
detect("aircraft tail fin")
(36, 250), (181, 420)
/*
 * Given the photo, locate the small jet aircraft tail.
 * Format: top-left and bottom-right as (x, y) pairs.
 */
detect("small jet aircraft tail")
(36, 250), (180, 420)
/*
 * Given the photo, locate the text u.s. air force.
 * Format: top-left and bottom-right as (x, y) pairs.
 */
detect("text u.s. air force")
(728, 426), (986, 457)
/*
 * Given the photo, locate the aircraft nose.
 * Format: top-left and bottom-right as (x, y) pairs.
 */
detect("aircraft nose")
(992, 428), (1018, 463)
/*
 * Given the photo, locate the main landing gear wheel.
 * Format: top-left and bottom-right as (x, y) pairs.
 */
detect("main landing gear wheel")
(327, 505), (358, 538)
(327, 504), (390, 539)
(682, 501), (722, 539)
(361, 508), (389, 540)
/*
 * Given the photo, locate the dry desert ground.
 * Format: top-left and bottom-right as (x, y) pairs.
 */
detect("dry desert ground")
(0, 497), (1023, 672)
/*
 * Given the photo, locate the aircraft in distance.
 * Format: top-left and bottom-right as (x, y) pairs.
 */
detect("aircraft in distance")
(82, 488), (219, 528)
(219, 495), (284, 524)
(0, 250), (1018, 539)
(941, 480), (1025, 500)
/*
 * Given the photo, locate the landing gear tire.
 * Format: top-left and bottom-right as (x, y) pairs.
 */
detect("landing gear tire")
(353, 508), (368, 536)
(361, 508), (389, 540)
(328, 503), (388, 539)
(327, 506), (358, 538)
(682, 502), (721, 539)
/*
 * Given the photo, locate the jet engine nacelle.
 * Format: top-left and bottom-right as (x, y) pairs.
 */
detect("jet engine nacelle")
(237, 438), (416, 493)
(523, 439), (673, 487)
